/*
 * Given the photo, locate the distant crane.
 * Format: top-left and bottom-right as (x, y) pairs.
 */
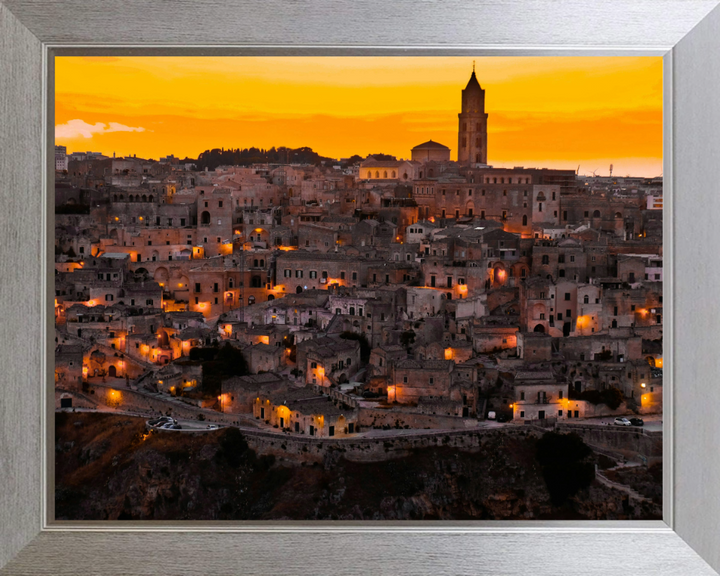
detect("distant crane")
(591, 169), (598, 177)
(609, 164), (613, 178)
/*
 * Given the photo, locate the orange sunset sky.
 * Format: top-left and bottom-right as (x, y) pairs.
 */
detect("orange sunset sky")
(55, 56), (663, 177)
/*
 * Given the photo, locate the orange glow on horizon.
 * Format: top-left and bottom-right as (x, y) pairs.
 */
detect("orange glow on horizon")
(55, 57), (662, 176)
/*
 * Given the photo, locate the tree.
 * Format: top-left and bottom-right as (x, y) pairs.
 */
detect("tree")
(536, 432), (595, 506)
(399, 330), (416, 352)
(339, 331), (371, 363)
(191, 344), (250, 398)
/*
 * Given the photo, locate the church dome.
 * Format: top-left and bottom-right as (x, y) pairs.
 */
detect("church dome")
(411, 140), (451, 162)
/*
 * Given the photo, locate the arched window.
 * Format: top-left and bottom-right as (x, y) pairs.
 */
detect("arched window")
(542, 255), (549, 265)
(375, 171), (380, 178)
(615, 212), (622, 218)
(383, 171), (387, 178)
(593, 210), (601, 218)
(584, 295), (589, 303)
(201, 211), (211, 225)
(392, 171), (396, 178)
(522, 215), (528, 225)
(148, 195), (153, 202)
(142, 195), (147, 202)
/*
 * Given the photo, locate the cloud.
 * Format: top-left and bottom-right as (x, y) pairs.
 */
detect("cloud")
(55, 119), (146, 139)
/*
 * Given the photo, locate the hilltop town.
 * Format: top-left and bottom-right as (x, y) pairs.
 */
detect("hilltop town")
(54, 69), (663, 445)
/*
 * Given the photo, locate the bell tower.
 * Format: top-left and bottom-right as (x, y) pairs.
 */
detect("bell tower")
(458, 62), (488, 165)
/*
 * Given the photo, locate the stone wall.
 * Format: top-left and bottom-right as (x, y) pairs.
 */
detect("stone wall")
(358, 407), (475, 430)
(243, 426), (539, 463)
(556, 422), (662, 463)
(55, 384), (253, 426)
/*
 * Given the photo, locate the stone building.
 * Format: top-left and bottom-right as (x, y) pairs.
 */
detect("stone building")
(254, 386), (359, 437)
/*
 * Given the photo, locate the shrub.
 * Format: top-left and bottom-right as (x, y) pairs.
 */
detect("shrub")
(215, 427), (249, 468)
(536, 432), (594, 506)
(578, 386), (624, 410)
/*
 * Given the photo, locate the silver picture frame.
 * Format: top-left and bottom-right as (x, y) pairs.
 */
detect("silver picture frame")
(2, 1), (720, 573)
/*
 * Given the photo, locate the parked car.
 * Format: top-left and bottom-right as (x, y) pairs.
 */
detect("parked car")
(148, 416), (172, 426)
(496, 414), (510, 423)
(614, 417), (632, 426)
(207, 424), (219, 430)
(629, 417), (644, 426)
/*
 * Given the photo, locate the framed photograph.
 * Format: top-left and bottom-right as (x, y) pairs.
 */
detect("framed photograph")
(2, 1), (720, 574)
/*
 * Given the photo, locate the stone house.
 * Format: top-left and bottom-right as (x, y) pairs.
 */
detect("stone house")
(254, 386), (359, 437)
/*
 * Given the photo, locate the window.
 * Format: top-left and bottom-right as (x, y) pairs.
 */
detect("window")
(520, 391), (525, 400)
(296, 270), (303, 278)
(403, 376), (408, 383)
(541, 255), (549, 265)
(195, 283), (201, 292)
(309, 271), (317, 279)
(564, 293), (571, 301)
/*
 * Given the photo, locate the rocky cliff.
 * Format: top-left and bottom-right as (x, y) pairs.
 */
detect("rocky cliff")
(55, 413), (661, 521)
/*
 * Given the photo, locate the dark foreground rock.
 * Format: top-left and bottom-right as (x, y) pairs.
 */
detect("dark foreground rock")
(55, 412), (662, 521)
